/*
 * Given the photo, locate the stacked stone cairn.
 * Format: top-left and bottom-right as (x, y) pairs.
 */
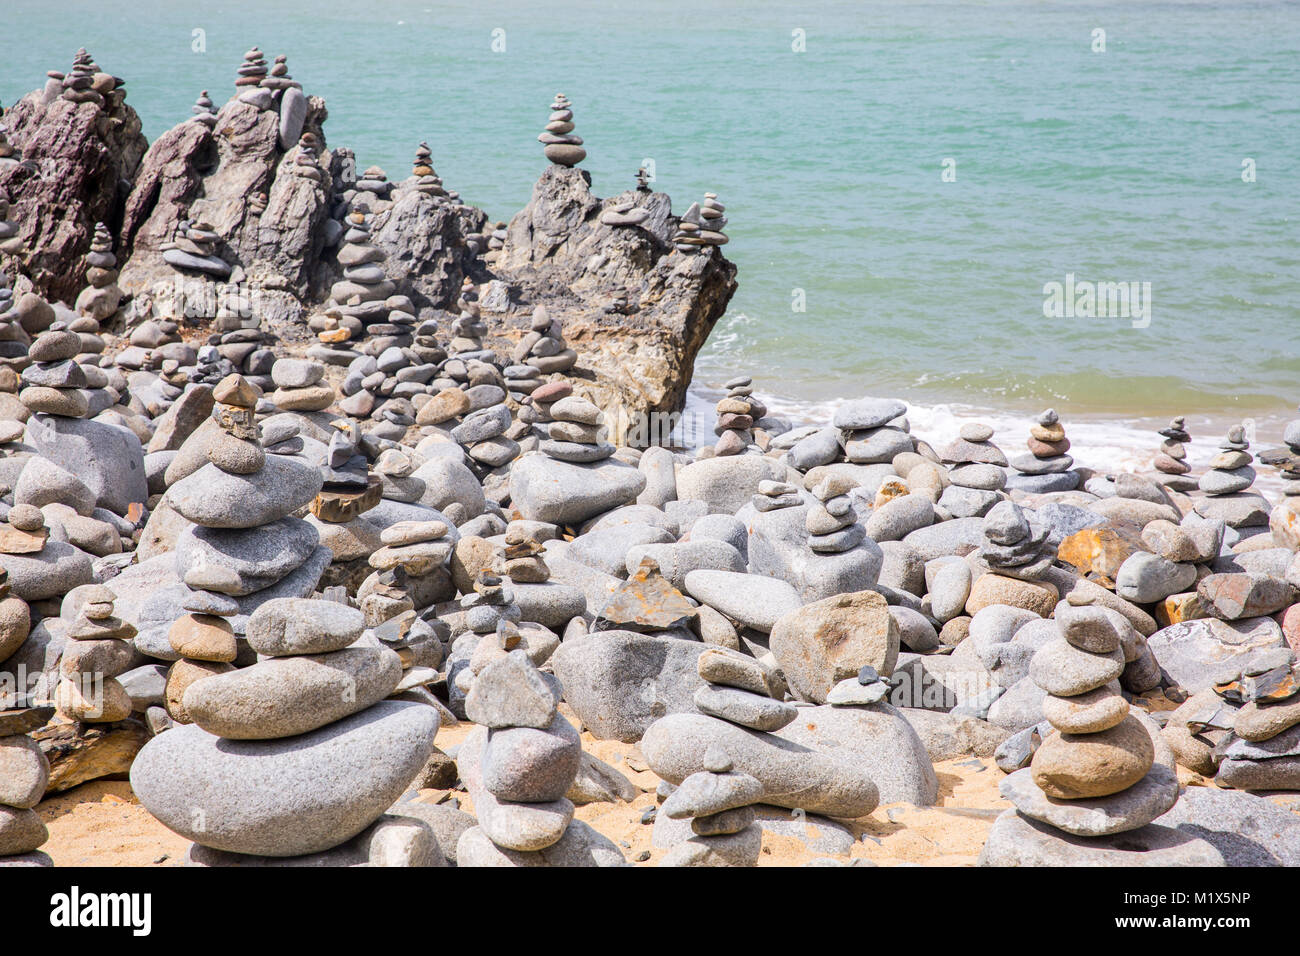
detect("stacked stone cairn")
(449, 399), (517, 471)
(539, 93), (585, 167)
(939, 421), (1009, 518)
(448, 278), (488, 357)
(449, 572), (523, 705)
(1210, 648), (1300, 789)
(672, 194), (728, 253)
(189, 90), (217, 128)
(54, 585), (136, 724)
(0, 501), (93, 605)
(313, 419), (380, 522)
(503, 526), (549, 583)
(513, 379), (569, 446)
(1152, 416), (1194, 489)
(456, 650), (623, 865)
(0, 102), (19, 171)
(411, 143), (448, 199)
(1194, 423), (1270, 529)
(711, 375), (763, 456)
(983, 592), (1222, 865)
(656, 745), (765, 867)
(261, 54), (299, 92)
(234, 47), (269, 104)
(0, 680), (53, 865)
(976, 501), (1053, 582)
(132, 597), (442, 865)
(162, 218), (231, 278)
(364, 518), (455, 625)
(636, 166), (652, 192)
(806, 475), (866, 555)
(288, 131), (326, 185)
(270, 356), (333, 413)
(1267, 410), (1300, 548)
(1198, 423), (1255, 496)
(542, 394), (612, 465)
(649, 647), (799, 865)
(356, 166), (393, 201)
(0, 192), (19, 262)
(61, 49), (107, 107)
(21, 328), (90, 419)
(1006, 408), (1078, 492)
(512, 305), (577, 376)
(163, 374), (328, 692)
(74, 222), (123, 324)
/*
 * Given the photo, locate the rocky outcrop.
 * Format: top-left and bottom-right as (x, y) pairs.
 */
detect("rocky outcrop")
(368, 186), (487, 312)
(118, 94), (332, 334)
(0, 73), (147, 303)
(3, 58), (737, 430)
(489, 165), (737, 433)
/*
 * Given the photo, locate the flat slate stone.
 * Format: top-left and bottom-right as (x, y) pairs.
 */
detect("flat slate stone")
(176, 516), (320, 596)
(131, 701), (434, 858)
(1153, 786), (1300, 867)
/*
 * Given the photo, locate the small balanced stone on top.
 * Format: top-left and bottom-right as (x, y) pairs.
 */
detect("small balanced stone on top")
(1006, 408), (1079, 493)
(712, 375), (760, 457)
(161, 218), (231, 278)
(539, 93), (585, 167)
(235, 47), (268, 88)
(189, 90), (217, 128)
(673, 193), (729, 253)
(411, 142), (448, 199)
(1197, 423), (1255, 496)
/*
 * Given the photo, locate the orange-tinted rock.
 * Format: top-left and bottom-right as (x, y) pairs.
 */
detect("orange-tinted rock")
(1056, 522), (1146, 589)
(966, 573), (1059, 617)
(1155, 591), (1205, 627)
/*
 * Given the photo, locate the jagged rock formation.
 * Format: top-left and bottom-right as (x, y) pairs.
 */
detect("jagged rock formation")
(118, 80), (332, 330)
(0, 51), (147, 303)
(2, 52), (737, 430)
(491, 165), (737, 434)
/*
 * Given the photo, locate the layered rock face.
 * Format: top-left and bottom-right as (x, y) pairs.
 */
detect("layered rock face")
(3, 54), (737, 432)
(492, 164), (737, 434)
(0, 52), (147, 304)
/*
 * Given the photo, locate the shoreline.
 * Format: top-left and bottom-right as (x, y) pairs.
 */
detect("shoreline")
(682, 382), (1294, 497)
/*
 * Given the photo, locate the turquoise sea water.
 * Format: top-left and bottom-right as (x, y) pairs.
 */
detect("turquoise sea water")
(5, 0), (1299, 434)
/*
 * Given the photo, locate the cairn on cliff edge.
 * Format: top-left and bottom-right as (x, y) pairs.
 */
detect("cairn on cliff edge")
(673, 193), (729, 253)
(411, 142), (449, 199)
(539, 93), (586, 167)
(189, 90), (217, 128)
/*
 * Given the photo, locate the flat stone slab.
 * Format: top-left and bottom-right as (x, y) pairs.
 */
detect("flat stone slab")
(130, 700), (437, 857)
(1154, 786), (1300, 867)
(641, 712), (880, 819)
(978, 809), (1225, 866)
(1000, 763), (1179, 836)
